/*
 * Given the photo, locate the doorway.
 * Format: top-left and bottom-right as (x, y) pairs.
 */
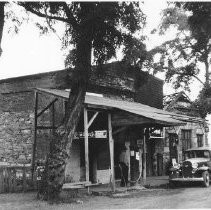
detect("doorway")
(169, 133), (178, 162)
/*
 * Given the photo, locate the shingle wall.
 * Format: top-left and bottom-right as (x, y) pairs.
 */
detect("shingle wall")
(134, 75), (163, 109)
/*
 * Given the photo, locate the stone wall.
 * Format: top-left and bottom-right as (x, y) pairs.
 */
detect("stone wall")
(0, 91), (34, 164)
(0, 111), (34, 164)
(165, 122), (206, 165)
(177, 122), (206, 161)
(0, 63), (164, 108)
(0, 90), (66, 165)
(0, 62), (164, 181)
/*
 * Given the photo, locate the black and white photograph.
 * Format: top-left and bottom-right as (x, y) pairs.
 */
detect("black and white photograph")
(0, 1), (211, 209)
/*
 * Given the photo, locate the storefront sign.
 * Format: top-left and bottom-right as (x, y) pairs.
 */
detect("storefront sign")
(74, 130), (107, 139)
(150, 129), (163, 139)
(95, 130), (107, 138)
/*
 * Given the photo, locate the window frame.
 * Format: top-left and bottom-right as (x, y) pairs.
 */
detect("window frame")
(197, 134), (203, 147)
(181, 129), (192, 151)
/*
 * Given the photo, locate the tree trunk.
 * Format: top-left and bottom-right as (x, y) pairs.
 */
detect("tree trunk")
(204, 54), (210, 86)
(0, 2), (5, 56)
(38, 34), (92, 201)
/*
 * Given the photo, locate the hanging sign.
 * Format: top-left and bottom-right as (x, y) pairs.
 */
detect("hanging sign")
(95, 130), (107, 138)
(150, 129), (163, 139)
(74, 130), (107, 139)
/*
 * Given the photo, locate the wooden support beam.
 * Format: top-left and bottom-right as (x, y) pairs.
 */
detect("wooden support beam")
(139, 148), (143, 183)
(88, 111), (99, 129)
(37, 98), (58, 118)
(87, 104), (112, 110)
(32, 91), (38, 179)
(143, 128), (147, 184)
(113, 126), (128, 135)
(108, 113), (115, 192)
(84, 107), (89, 182)
(51, 103), (55, 137)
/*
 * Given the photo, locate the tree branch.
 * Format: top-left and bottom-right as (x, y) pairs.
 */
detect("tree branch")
(61, 2), (79, 31)
(19, 3), (70, 24)
(192, 75), (205, 85)
(44, 8), (62, 41)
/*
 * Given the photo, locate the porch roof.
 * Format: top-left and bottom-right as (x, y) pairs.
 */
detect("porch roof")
(35, 88), (203, 127)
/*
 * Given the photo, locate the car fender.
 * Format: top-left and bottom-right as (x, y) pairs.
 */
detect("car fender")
(198, 166), (209, 171)
(169, 167), (179, 172)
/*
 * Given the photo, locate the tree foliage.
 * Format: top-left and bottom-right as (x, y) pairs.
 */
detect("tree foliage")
(0, 2), (147, 201)
(18, 2), (146, 67)
(148, 2), (211, 117)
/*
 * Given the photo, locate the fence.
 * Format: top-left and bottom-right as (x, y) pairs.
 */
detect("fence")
(0, 165), (37, 193)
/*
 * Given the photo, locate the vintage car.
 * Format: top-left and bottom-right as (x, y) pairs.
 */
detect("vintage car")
(169, 147), (211, 187)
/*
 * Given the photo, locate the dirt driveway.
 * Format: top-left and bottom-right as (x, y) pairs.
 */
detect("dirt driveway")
(0, 185), (211, 209)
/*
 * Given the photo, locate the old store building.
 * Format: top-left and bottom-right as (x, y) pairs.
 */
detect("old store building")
(0, 62), (196, 187)
(163, 92), (208, 170)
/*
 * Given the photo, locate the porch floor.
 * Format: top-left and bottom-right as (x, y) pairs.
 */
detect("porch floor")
(88, 176), (169, 194)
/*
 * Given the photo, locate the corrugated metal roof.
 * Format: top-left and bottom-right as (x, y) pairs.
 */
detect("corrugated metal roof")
(35, 88), (203, 126)
(186, 147), (211, 151)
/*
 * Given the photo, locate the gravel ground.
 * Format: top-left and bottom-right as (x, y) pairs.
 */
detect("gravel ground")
(0, 184), (210, 209)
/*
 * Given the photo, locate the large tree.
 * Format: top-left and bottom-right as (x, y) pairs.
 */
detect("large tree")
(0, 2), (146, 201)
(148, 2), (211, 117)
(0, 2), (5, 56)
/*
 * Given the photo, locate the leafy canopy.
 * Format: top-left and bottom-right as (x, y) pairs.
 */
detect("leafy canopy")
(17, 2), (146, 69)
(149, 2), (211, 117)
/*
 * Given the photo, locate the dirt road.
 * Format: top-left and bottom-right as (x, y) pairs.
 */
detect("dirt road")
(0, 185), (211, 209)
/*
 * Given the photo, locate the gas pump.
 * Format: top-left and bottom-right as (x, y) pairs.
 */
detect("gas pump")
(130, 139), (143, 184)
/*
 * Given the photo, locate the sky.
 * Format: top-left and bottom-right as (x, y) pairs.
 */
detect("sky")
(0, 1), (204, 101)
(1, 1), (210, 138)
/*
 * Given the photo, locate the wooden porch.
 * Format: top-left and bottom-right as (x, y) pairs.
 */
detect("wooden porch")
(32, 88), (185, 192)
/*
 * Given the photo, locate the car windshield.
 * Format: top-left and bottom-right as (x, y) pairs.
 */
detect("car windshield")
(184, 150), (210, 160)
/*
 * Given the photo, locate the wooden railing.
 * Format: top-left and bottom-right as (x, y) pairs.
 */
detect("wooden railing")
(0, 165), (36, 193)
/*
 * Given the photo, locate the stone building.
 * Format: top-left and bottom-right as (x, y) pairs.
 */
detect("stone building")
(0, 62), (195, 184)
(162, 92), (208, 172)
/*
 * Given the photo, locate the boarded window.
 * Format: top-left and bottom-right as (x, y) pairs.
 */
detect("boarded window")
(181, 130), (192, 151)
(197, 134), (203, 147)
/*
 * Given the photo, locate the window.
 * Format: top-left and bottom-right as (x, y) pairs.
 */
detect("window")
(197, 134), (203, 147)
(181, 130), (192, 151)
(184, 150), (210, 159)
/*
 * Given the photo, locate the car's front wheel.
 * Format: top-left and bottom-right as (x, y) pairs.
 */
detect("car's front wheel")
(202, 171), (210, 187)
(169, 180), (178, 188)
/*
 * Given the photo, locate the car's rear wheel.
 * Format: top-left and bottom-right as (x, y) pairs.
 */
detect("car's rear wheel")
(202, 171), (210, 187)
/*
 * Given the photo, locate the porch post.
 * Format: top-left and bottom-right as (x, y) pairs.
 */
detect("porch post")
(84, 107), (89, 182)
(108, 112), (115, 192)
(51, 102), (55, 137)
(143, 128), (147, 184)
(139, 147), (143, 183)
(32, 91), (38, 180)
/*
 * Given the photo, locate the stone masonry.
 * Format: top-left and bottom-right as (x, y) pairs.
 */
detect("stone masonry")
(0, 62), (164, 181)
(0, 111), (34, 164)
